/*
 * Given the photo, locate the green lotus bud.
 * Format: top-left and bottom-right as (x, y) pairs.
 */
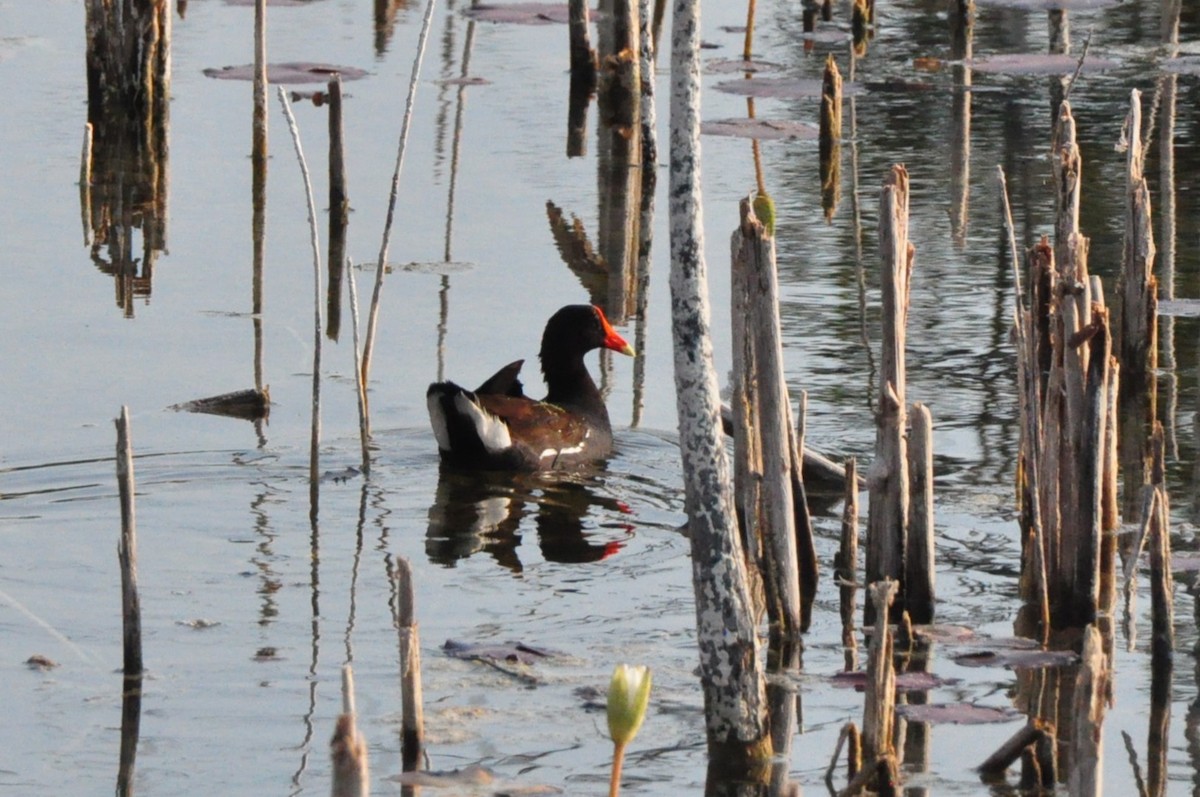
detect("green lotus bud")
(752, 191), (776, 237)
(606, 664), (652, 747)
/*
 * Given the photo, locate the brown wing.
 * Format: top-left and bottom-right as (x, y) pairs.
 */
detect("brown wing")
(475, 394), (595, 465)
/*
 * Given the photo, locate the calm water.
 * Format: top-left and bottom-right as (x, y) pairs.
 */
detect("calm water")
(2, 0), (1200, 793)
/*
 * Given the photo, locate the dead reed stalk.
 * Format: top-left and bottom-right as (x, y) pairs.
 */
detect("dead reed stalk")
(115, 406), (142, 677)
(276, 87), (325, 519)
(361, 0), (438, 429)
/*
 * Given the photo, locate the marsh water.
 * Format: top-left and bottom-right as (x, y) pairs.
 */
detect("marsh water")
(4, 0), (1200, 793)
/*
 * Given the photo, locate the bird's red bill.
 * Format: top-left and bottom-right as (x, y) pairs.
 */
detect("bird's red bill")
(594, 306), (636, 356)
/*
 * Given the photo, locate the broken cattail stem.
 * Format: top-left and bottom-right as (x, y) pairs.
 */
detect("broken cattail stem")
(331, 665), (369, 797)
(347, 260), (370, 474)
(568, 0), (597, 82)
(977, 720), (1044, 776)
(837, 457), (860, 670)
(327, 74), (349, 342)
(862, 580), (898, 764)
(116, 407), (143, 677)
(865, 165), (912, 626)
(905, 403), (934, 624)
(1067, 625), (1108, 795)
(394, 557), (425, 771)
(819, 55), (843, 221)
(1149, 485), (1174, 666)
(789, 395), (819, 632)
(1118, 88), (1158, 523)
(732, 197), (802, 643)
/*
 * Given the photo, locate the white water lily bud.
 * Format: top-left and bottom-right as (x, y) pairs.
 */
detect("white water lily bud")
(607, 664), (652, 746)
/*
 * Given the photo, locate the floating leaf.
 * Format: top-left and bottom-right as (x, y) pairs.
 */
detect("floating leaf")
(953, 648), (1078, 670)
(435, 76), (492, 86)
(224, 0), (332, 5)
(701, 118), (819, 140)
(896, 702), (1023, 725)
(830, 670), (960, 692)
(463, 3), (575, 24)
(390, 765), (495, 787)
(1172, 552), (1200, 572)
(443, 639), (559, 665)
(976, 0), (1119, 8)
(715, 76), (830, 99)
(912, 624), (978, 644)
(969, 53), (1118, 76)
(1163, 57), (1200, 76)
(171, 388), (270, 421)
(26, 655), (58, 670)
(1159, 297), (1200, 317)
(706, 58), (785, 74)
(203, 62), (369, 84)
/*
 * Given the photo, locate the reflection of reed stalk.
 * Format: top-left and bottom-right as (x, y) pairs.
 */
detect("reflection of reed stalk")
(743, 0), (755, 61)
(361, 0), (439, 432)
(277, 88), (325, 519)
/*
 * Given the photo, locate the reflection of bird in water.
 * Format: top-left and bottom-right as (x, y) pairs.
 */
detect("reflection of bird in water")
(427, 305), (634, 471)
(425, 469), (630, 572)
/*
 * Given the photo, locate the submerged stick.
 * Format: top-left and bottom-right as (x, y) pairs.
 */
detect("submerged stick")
(361, 0), (438, 429)
(276, 87), (325, 520)
(115, 406), (143, 677)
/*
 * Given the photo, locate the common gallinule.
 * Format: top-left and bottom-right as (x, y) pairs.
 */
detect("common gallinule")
(427, 304), (635, 471)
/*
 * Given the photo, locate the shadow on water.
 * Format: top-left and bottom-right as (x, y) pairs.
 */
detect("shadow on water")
(425, 466), (633, 571)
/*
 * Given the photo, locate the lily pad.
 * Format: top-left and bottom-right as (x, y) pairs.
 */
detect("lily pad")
(706, 58), (786, 74)
(830, 670), (960, 692)
(1163, 57), (1200, 76)
(975, 0), (1119, 8)
(953, 648), (1078, 669)
(701, 118), (819, 140)
(1172, 552), (1200, 572)
(715, 76), (830, 99)
(223, 0), (330, 5)
(463, 3), (575, 24)
(442, 639), (559, 665)
(203, 62), (369, 84)
(435, 76), (492, 86)
(897, 702), (1023, 725)
(968, 53), (1118, 76)
(1159, 298), (1200, 317)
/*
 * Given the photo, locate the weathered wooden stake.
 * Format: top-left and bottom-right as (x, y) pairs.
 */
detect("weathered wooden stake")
(731, 197), (801, 644)
(115, 406), (143, 677)
(670, 0), (770, 773)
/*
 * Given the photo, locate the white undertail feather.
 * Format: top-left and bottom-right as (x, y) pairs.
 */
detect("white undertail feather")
(426, 393), (453, 451)
(454, 392), (513, 452)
